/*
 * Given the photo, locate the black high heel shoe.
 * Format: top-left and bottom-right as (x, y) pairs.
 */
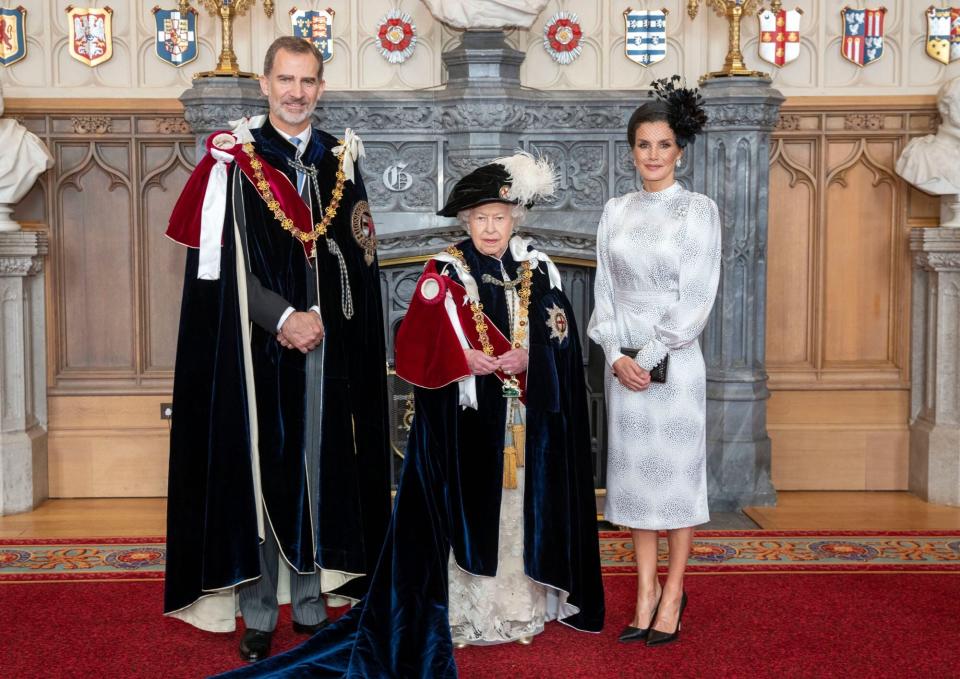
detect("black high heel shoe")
(646, 591), (687, 647)
(618, 593), (661, 643)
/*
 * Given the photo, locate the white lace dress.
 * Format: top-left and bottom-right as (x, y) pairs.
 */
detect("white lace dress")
(588, 183), (721, 530)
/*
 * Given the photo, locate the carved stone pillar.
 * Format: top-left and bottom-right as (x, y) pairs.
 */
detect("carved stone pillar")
(695, 77), (783, 511)
(910, 228), (960, 506)
(0, 230), (48, 515)
(440, 30), (526, 183)
(179, 77), (267, 154)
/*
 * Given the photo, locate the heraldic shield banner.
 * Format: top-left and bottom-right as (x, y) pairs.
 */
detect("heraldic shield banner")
(841, 6), (886, 67)
(291, 8), (334, 62)
(758, 8), (801, 67)
(0, 6), (27, 67)
(624, 9), (667, 67)
(926, 6), (960, 65)
(154, 7), (198, 67)
(67, 6), (113, 67)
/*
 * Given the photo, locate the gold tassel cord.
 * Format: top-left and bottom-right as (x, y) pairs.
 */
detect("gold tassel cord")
(511, 422), (525, 468)
(503, 445), (518, 490)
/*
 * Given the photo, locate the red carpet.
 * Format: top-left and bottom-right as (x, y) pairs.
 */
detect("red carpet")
(2, 572), (958, 678)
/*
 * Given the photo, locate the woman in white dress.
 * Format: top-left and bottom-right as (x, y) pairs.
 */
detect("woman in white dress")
(588, 77), (720, 647)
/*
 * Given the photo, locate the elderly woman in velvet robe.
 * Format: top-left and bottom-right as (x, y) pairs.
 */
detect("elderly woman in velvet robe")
(220, 153), (604, 678)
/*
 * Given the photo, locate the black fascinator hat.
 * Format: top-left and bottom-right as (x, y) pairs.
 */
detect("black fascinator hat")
(438, 152), (556, 218)
(629, 75), (707, 148)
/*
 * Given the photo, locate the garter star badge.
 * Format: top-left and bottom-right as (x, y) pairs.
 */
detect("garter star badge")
(840, 6), (886, 67)
(153, 6), (198, 67)
(376, 9), (416, 64)
(351, 200), (377, 266)
(546, 303), (569, 343)
(291, 7), (334, 63)
(624, 8), (668, 67)
(926, 6), (960, 65)
(758, 7), (802, 67)
(543, 11), (583, 65)
(66, 5), (113, 67)
(0, 6), (27, 67)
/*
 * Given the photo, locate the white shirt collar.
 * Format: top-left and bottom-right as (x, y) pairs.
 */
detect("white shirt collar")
(275, 126), (312, 154)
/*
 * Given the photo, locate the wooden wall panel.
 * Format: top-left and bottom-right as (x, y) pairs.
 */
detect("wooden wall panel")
(58, 143), (136, 372)
(47, 395), (169, 497)
(767, 98), (936, 490)
(7, 103), (191, 497)
(823, 151), (896, 366)
(767, 140), (816, 369)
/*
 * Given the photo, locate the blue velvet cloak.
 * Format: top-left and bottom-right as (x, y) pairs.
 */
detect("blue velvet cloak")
(219, 240), (604, 678)
(164, 120), (391, 618)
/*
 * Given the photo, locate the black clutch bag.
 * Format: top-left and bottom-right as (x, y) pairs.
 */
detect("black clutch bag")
(620, 348), (669, 383)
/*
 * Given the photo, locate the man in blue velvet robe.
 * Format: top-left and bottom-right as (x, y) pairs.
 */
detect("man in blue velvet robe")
(162, 37), (390, 663)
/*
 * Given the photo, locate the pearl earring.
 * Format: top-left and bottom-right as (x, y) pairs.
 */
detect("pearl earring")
(676, 157), (683, 168)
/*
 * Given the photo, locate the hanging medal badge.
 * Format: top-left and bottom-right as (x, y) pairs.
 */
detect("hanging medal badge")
(840, 6), (886, 67)
(0, 6), (27, 67)
(624, 7), (668, 67)
(290, 6), (334, 62)
(758, 7), (802, 67)
(66, 5), (113, 67)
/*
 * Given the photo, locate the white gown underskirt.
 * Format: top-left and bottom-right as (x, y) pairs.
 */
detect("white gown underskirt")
(447, 468), (548, 645)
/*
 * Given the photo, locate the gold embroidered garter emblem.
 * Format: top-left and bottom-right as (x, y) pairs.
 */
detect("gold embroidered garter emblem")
(351, 199), (377, 265)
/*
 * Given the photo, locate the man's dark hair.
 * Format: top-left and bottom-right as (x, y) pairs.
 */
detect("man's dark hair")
(263, 36), (324, 79)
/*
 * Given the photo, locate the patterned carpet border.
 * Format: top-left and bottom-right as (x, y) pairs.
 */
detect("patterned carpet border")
(1, 531), (958, 580)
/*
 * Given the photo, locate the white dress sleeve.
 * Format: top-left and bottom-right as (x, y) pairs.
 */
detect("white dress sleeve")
(587, 199), (627, 368)
(638, 195), (722, 369)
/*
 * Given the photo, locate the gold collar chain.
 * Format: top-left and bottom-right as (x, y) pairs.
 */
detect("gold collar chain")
(445, 246), (532, 353)
(242, 142), (346, 245)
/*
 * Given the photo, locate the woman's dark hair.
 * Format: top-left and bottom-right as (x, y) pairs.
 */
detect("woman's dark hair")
(627, 101), (672, 147)
(628, 76), (707, 149)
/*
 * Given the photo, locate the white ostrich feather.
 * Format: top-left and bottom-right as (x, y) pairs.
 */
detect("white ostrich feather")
(493, 151), (557, 205)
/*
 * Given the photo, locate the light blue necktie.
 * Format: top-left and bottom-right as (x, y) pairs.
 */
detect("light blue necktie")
(294, 138), (307, 196)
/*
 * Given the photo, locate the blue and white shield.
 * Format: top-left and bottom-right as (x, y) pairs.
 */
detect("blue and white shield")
(153, 7), (197, 67)
(291, 8), (334, 63)
(0, 6), (28, 67)
(624, 9), (667, 67)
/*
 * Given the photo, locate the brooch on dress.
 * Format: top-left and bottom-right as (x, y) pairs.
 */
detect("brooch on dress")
(546, 303), (569, 343)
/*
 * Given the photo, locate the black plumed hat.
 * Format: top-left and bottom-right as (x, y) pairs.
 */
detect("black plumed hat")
(438, 152), (556, 217)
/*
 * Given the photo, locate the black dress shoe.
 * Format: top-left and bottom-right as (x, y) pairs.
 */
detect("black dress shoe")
(619, 593), (662, 643)
(293, 619), (330, 635)
(239, 628), (273, 662)
(618, 625), (650, 642)
(646, 591), (687, 647)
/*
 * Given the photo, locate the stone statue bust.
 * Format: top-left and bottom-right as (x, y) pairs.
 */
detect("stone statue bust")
(420, 0), (549, 29)
(0, 81), (54, 231)
(896, 77), (960, 226)
(896, 78), (960, 194)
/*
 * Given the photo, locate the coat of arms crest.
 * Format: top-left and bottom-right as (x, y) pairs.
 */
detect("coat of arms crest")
(153, 6), (198, 67)
(66, 5), (113, 67)
(624, 8), (668, 67)
(291, 7), (334, 63)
